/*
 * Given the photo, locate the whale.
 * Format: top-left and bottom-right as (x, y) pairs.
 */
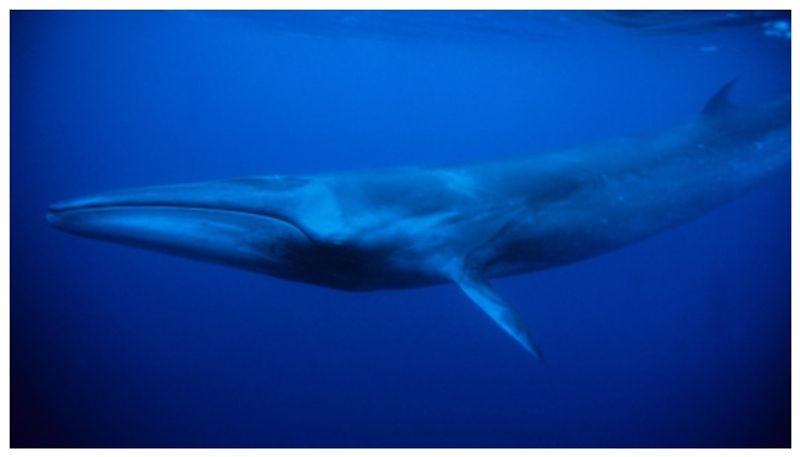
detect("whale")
(46, 81), (790, 360)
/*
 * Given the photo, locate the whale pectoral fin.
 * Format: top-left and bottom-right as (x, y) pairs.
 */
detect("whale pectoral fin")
(455, 272), (544, 361)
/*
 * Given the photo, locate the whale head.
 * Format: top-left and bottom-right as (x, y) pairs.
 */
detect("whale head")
(46, 177), (320, 280)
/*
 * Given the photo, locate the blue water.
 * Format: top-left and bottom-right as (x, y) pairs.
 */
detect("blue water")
(11, 11), (791, 448)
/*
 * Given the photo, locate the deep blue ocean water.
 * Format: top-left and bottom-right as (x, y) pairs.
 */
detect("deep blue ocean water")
(11, 10), (791, 448)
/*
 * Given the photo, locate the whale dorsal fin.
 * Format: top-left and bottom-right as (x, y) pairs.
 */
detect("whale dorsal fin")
(702, 79), (737, 116)
(455, 270), (543, 361)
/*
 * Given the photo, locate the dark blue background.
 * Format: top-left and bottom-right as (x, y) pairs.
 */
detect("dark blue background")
(11, 11), (791, 447)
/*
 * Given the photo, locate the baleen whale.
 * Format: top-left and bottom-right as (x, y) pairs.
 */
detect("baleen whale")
(47, 81), (790, 360)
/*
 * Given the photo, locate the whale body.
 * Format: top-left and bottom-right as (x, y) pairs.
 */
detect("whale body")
(46, 82), (790, 359)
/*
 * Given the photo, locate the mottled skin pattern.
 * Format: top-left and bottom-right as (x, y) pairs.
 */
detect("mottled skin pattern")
(47, 83), (790, 358)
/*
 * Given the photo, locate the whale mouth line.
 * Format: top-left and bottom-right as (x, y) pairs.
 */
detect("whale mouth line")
(46, 203), (313, 241)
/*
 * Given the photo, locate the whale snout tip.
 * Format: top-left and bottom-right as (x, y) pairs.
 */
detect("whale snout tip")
(45, 206), (68, 228)
(46, 196), (98, 227)
(45, 209), (57, 225)
(46, 198), (88, 228)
